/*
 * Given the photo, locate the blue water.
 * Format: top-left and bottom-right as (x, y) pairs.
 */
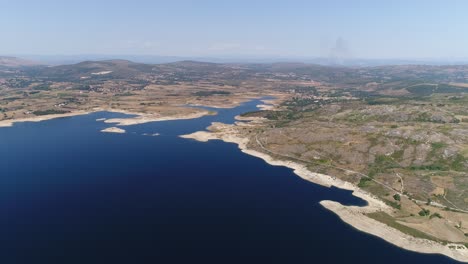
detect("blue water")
(0, 98), (461, 264)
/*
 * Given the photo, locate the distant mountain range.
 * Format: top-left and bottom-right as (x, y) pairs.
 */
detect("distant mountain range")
(0, 57), (464, 90)
(6, 54), (468, 67)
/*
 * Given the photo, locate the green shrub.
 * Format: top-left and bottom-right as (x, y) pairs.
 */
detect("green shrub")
(358, 177), (372, 187)
(419, 209), (430, 216)
(32, 109), (69, 116)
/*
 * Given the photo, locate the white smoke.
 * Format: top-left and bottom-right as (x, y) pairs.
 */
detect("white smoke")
(329, 37), (352, 65)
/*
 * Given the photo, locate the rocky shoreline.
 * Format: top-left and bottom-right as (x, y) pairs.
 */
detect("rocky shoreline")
(0, 111), (90, 127)
(0, 107), (213, 128)
(180, 124), (468, 263)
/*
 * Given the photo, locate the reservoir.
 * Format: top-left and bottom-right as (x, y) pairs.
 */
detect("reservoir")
(0, 98), (461, 263)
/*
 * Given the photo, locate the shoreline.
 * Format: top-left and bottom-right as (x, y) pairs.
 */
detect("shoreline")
(180, 128), (468, 263)
(0, 108), (213, 128)
(0, 95), (282, 128)
(186, 94), (285, 109)
(321, 200), (468, 262)
(102, 109), (212, 126)
(0, 111), (91, 127)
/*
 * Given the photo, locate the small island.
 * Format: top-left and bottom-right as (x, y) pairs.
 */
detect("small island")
(101, 127), (126, 133)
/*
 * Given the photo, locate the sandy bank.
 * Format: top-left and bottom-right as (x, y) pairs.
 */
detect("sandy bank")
(256, 104), (275, 111)
(321, 200), (468, 262)
(101, 127), (126, 133)
(103, 110), (211, 126)
(180, 131), (218, 142)
(0, 111), (90, 128)
(180, 125), (468, 262)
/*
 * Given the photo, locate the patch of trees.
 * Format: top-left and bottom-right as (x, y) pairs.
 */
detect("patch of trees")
(407, 85), (437, 96)
(357, 177), (372, 187)
(407, 83), (464, 97)
(385, 200), (401, 210)
(32, 109), (70, 116)
(193, 91), (231, 96)
(72, 84), (91, 91)
(6, 78), (33, 88)
(33, 84), (51, 91)
(418, 209), (431, 216)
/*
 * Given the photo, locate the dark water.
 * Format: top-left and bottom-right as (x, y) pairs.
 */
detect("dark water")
(0, 98), (461, 264)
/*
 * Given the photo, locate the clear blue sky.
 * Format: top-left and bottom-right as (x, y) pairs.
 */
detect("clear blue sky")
(2, 0), (468, 59)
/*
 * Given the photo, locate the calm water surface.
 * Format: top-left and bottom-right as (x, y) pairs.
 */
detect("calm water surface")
(0, 98), (461, 263)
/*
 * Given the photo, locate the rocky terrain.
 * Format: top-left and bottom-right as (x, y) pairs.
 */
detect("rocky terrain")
(240, 91), (468, 245)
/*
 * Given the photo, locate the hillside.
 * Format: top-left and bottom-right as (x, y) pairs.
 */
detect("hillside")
(0, 56), (40, 68)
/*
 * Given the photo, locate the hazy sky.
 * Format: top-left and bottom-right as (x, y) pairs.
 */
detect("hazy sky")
(2, 0), (468, 59)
